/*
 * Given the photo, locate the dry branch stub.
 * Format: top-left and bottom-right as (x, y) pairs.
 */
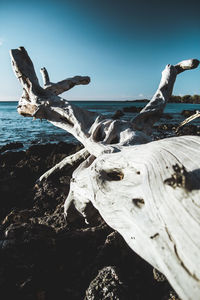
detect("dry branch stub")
(10, 46), (200, 300)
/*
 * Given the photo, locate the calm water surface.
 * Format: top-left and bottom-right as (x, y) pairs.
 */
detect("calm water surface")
(1, 101), (200, 149)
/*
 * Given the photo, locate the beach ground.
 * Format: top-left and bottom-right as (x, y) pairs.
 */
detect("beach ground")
(0, 123), (199, 300)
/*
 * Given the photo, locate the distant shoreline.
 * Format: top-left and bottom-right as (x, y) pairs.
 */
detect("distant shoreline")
(127, 95), (200, 104)
(1, 95), (200, 104)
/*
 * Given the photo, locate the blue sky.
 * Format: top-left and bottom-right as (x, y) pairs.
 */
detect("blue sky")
(0, 0), (200, 101)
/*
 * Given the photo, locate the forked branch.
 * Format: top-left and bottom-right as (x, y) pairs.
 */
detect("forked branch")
(40, 66), (90, 95)
(132, 59), (199, 133)
(10, 47), (199, 156)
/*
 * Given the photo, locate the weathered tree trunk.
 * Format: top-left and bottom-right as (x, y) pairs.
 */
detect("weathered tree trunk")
(10, 46), (200, 300)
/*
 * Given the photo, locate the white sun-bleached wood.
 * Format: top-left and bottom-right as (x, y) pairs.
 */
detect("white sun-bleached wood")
(38, 148), (89, 182)
(81, 135), (200, 300)
(176, 110), (200, 132)
(10, 46), (200, 300)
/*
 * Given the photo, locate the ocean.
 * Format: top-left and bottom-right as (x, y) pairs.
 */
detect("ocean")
(1, 101), (200, 149)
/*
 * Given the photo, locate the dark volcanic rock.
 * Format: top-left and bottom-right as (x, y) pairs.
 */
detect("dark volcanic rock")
(161, 113), (173, 119)
(153, 123), (200, 140)
(0, 140), (179, 299)
(112, 110), (124, 119)
(123, 106), (143, 113)
(4, 222), (56, 241)
(176, 124), (200, 136)
(0, 142), (82, 222)
(181, 109), (196, 118)
(0, 142), (23, 153)
(85, 266), (129, 300)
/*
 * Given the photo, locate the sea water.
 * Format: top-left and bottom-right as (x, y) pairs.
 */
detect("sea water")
(0, 101), (200, 149)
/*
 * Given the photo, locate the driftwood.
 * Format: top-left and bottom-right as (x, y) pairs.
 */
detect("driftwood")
(10, 46), (200, 300)
(176, 110), (200, 132)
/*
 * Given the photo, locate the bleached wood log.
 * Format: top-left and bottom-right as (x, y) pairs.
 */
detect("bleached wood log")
(65, 135), (200, 300)
(10, 46), (200, 300)
(38, 148), (89, 182)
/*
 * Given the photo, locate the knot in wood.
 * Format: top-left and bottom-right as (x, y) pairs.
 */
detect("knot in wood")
(164, 164), (187, 189)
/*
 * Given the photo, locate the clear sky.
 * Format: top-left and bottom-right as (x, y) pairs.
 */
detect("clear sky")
(0, 0), (200, 101)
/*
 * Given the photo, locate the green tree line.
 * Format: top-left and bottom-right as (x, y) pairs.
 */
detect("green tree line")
(169, 95), (200, 103)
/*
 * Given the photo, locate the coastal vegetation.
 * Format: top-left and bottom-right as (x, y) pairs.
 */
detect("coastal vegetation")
(132, 94), (200, 104)
(128, 94), (200, 104)
(169, 94), (200, 103)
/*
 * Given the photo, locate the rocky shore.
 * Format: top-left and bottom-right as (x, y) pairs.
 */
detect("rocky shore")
(1, 122), (199, 300)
